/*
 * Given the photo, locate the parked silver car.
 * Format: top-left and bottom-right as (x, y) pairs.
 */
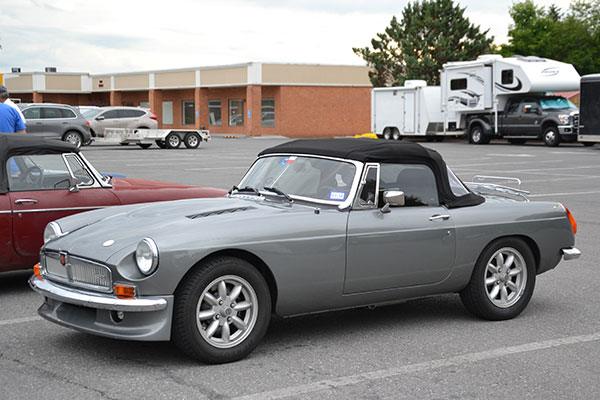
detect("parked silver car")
(30, 139), (580, 364)
(19, 103), (92, 148)
(87, 106), (158, 137)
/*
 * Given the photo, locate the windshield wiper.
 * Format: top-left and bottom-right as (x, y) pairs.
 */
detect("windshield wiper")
(263, 186), (293, 202)
(229, 185), (262, 196)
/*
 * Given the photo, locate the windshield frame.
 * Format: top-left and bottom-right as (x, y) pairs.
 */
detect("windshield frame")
(237, 154), (364, 209)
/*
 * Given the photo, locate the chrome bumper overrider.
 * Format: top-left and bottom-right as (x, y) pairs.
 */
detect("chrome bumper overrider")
(29, 276), (168, 312)
(561, 247), (581, 261)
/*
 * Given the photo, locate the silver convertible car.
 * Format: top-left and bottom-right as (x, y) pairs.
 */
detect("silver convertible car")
(30, 139), (580, 364)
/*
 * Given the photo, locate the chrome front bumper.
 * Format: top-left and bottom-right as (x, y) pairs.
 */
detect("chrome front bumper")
(561, 247), (581, 261)
(29, 276), (167, 312)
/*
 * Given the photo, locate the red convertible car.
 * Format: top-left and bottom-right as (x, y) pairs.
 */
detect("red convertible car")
(0, 134), (226, 272)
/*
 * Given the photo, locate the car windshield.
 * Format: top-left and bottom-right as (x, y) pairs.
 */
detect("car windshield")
(539, 97), (577, 111)
(81, 108), (102, 118)
(238, 155), (357, 203)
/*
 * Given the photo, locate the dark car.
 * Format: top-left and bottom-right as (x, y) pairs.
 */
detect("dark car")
(19, 103), (92, 148)
(0, 133), (227, 273)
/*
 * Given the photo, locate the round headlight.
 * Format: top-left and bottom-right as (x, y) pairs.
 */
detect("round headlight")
(135, 238), (159, 275)
(43, 222), (63, 244)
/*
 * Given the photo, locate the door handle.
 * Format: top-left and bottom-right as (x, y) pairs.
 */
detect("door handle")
(15, 198), (38, 204)
(429, 214), (450, 221)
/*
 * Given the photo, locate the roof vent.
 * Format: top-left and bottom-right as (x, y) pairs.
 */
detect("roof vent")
(45, 67), (57, 73)
(11, 67), (21, 73)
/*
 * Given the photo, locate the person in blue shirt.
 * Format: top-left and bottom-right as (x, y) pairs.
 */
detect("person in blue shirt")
(0, 99), (26, 133)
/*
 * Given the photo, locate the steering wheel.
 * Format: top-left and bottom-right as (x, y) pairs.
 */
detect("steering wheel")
(23, 166), (44, 186)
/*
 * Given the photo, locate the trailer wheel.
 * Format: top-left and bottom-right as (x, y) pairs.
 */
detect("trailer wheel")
(166, 132), (182, 149)
(543, 126), (560, 147)
(469, 125), (490, 144)
(392, 128), (401, 140)
(137, 143), (152, 149)
(184, 132), (201, 149)
(382, 128), (392, 140)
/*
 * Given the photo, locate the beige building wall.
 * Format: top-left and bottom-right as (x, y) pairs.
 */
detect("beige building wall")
(155, 71), (196, 88)
(262, 64), (371, 86)
(200, 67), (247, 86)
(46, 75), (81, 91)
(114, 74), (149, 90)
(4, 75), (33, 91)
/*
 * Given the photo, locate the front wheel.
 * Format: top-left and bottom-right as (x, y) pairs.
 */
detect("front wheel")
(382, 128), (392, 140)
(543, 126), (560, 147)
(460, 238), (536, 320)
(63, 131), (83, 148)
(172, 257), (271, 364)
(469, 125), (489, 144)
(166, 132), (181, 149)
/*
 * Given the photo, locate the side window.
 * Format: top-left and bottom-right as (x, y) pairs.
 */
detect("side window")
(41, 107), (63, 119)
(118, 109), (145, 118)
(7, 154), (72, 191)
(357, 165), (378, 207)
(501, 69), (514, 84)
(450, 78), (467, 91)
(23, 107), (41, 119)
(506, 101), (520, 115)
(65, 155), (94, 186)
(521, 101), (538, 114)
(102, 110), (119, 119)
(380, 164), (439, 207)
(60, 108), (76, 118)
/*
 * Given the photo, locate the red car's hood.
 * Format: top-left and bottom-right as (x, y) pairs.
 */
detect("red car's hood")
(111, 177), (190, 188)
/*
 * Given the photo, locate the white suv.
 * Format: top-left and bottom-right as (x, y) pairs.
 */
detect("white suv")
(87, 106), (158, 137)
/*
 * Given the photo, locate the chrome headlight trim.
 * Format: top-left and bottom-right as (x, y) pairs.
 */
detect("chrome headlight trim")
(43, 222), (64, 244)
(135, 238), (159, 275)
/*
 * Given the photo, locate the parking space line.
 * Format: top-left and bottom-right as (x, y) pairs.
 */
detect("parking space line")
(528, 191), (600, 197)
(452, 160), (561, 168)
(233, 332), (600, 400)
(0, 316), (42, 327)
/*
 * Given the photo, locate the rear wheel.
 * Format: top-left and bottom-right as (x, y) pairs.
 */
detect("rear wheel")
(63, 131), (83, 148)
(184, 132), (201, 149)
(137, 143), (152, 149)
(460, 238), (536, 320)
(155, 140), (167, 149)
(172, 257), (271, 364)
(392, 128), (401, 140)
(166, 132), (181, 149)
(543, 126), (560, 147)
(469, 125), (490, 144)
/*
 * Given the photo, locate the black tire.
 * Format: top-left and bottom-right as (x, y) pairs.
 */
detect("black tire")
(155, 140), (167, 149)
(165, 132), (182, 149)
(434, 136), (444, 142)
(582, 142), (595, 147)
(184, 132), (201, 149)
(508, 139), (527, 145)
(382, 128), (392, 140)
(62, 131), (83, 148)
(120, 143), (130, 146)
(137, 143), (152, 149)
(172, 257), (271, 364)
(392, 128), (401, 141)
(469, 125), (489, 145)
(543, 126), (560, 147)
(460, 238), (536, 321)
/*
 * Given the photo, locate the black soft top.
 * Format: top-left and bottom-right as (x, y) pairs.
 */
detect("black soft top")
(260, 138), (484, 208)
(0, 133), (78, 194)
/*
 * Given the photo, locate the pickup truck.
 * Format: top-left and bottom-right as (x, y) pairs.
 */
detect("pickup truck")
(467, 95), (579, 147)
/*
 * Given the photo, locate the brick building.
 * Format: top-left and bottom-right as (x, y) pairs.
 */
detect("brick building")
(2, 63), (372, 137)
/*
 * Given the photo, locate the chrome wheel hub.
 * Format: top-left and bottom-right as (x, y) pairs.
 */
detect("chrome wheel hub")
(484, 247), (527, 308)
(196, 275), (258, 349)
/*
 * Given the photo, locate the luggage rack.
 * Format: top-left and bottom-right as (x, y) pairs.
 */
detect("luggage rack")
(465, 175), (530, 201)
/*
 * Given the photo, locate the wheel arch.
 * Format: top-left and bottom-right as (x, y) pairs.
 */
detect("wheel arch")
(467, 117), (493, 136)
(479, 234), (541, 272)
(178, 249), (279, 311)
(541, 119), (558, 132)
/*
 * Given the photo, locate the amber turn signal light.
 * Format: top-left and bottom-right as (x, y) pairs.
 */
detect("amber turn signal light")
(564, 206), (577, 235)
(33, 263), (42, 280)
(114, 284), (136, 298)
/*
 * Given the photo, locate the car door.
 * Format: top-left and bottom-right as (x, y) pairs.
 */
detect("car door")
(7, 153), (120, 258)
(93, 109), (120, 136)
(501, 99), (521, 136)
(518, 98), (543, 136)
(119, 109), (145, 129)
(22, 106), (43, 134)
(39, 106), (67, 138)
(344, 163), (456, 294)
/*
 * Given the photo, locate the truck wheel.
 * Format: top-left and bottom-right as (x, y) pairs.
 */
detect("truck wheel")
(382, 128), (392, 140)
(469, 125), (489, 145)
(172, 257), (271, 364)
(166, 132), (182, 149)
(184, 132), (201, 149)
(392, 128), (401, 141)
(543, 126), (560, 147)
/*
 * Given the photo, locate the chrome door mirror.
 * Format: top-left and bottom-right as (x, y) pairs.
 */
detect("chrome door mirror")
(383, 190), (405, 207)
(69, 177), (80, 193)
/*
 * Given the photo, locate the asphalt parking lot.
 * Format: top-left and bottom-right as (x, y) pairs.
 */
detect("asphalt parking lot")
(1, 137), (599, 399)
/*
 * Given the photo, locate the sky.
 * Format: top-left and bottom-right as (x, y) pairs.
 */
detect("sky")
(0, 0), (574, 74)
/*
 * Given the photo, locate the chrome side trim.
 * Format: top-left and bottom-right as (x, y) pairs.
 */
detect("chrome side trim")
(12, 206), (106, 213)
(29, 276), (168, 312)
(561, 247), (581, 261)
(0, 210), (11, 215)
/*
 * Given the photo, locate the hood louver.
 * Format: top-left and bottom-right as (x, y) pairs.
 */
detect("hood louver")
(186, 206), (256, 219)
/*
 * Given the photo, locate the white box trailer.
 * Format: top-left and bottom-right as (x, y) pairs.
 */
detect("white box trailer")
(371, 80), (457, 141)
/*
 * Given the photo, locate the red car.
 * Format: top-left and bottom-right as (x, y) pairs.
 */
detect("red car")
(0, 133), (226, 272)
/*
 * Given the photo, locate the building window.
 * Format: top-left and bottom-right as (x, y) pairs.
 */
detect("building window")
(208, 100), (221, 126)
(261, 98), (275, 127)
(162, 101), (173, 125)
(139, 101), (150, 109)
(229, 99), (244, 127)
(182, 100), (195, 125)
(501, 69), (514, 84)
(122, 101), (134, 106)
(450, 78), (467, 91)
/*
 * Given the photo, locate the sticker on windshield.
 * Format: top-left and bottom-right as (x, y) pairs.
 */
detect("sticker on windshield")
(280, 156), (297, 166)
(329, 191), (346, 201)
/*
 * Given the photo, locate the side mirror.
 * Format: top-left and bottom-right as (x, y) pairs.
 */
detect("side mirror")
(383, 190), (405, 207)
(95, 115), (105, 121)
(69, 177), (80, 193)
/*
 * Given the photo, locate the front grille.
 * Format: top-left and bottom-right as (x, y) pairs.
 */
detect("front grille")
(43, 251), (113, 293)
(572, 113), (579, 130)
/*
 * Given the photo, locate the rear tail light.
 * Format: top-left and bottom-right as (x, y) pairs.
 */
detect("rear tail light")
(563, 205), (577, 234)
(86, 121), (90, 127)
(149, 111), (157, 120)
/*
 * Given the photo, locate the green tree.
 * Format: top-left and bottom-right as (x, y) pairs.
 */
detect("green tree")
(353, 0), (494, 86)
